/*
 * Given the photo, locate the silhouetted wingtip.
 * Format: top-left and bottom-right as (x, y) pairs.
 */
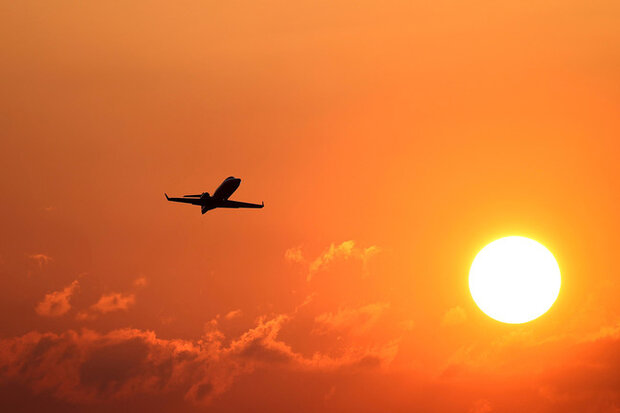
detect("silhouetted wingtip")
(261, 201), (264, 207)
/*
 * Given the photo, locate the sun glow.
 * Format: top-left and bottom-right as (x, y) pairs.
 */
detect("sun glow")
(469, 236), (561, 324)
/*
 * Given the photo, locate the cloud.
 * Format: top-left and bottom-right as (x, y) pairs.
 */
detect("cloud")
(35, 281), (79, 317)
(229, 314), (296, 365)
(469, 399), (493, 413)
(160, 315), (175, 325)
(91, 293), (135, 314)
(441, 320), (620, 412)
(76, 293), (136, 321)
(314, 302), (390, 336)
(75, 311), (96, 322)
(442, 306), (467, 326)
(229, 314), (398, 371)
(284, 246), (304, 263)
(0, 328), (234, 405)
(133, 277), (148, 288)
(29, 254), (53, 268)
(225, 309), (242, 320)
(581, 320), (620, 342)
(307, 241), (380, 281)
(0, 315), (397, 407)
(308, 241), (355, 277)
(534, 324), (620, 411)
(7, 315), (617, 412)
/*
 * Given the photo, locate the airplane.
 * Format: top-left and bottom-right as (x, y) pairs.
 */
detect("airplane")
(165, 176), (264, 214)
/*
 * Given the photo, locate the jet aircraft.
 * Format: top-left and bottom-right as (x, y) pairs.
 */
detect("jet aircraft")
(165, 176), (264, 214)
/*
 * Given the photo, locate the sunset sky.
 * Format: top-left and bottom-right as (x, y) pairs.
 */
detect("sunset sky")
(1, 1), (619, 411)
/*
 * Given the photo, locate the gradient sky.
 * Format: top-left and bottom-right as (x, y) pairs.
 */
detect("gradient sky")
(1, 1), (619, 412)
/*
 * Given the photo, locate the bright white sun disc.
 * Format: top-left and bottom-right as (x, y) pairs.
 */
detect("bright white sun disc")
(469, 236), (561, 324)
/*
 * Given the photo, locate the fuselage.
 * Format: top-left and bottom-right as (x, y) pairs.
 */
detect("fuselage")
(212, 176), (241, 200)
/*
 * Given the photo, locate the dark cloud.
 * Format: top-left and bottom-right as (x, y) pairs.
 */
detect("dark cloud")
(441, 322), (620, 412)
(535, 330), (620, 412)
(79, 338), (152, 394)
(0, 314), (396, 408)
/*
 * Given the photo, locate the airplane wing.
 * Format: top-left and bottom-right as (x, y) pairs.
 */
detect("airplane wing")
(217, 200), (264, 209)
(165, 193), (203, 205)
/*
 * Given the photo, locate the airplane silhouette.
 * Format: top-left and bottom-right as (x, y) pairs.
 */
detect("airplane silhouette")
(165, 176), (264, 214)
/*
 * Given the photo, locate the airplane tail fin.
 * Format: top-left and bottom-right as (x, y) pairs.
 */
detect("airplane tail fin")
(164, 193), (170, 200)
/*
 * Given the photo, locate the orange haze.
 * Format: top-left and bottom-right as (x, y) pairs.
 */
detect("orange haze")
(1, 1), (619, 411)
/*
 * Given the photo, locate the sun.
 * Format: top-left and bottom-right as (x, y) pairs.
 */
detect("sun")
(469, 236), (561, 324)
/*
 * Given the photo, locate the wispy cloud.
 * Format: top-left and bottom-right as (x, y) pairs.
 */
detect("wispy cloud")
(306, 241), (380, 281)
(76, 293), (136, 321)
(29, 253), (53, 268)
(442, 306), (467, 326)
(133, 276), (148, 288)
(314, 302), (390, 336)
(284, 246), (304, 263)
(225, 309), (242, 320)
(469, 399), (493, 413)
(91, 293), (135, 314)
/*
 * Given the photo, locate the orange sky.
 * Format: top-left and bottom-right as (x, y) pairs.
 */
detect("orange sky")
(1, 1), (619, 411)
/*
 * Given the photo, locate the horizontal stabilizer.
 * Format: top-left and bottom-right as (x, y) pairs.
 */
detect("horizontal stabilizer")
(165, 194), (204, 205)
